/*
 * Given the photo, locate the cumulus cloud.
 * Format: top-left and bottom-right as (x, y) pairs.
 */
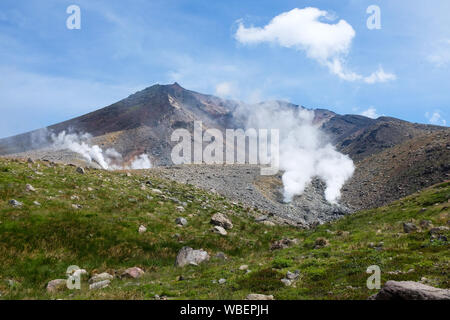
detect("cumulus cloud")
(360, 107), (379, 119)
(235, 7), (396, 83)
(425, 110), (447, 126)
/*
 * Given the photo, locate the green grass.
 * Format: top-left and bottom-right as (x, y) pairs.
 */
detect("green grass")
(0, 158), (448, 300)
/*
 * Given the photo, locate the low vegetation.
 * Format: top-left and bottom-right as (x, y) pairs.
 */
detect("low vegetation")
(0, 158), (448, 299)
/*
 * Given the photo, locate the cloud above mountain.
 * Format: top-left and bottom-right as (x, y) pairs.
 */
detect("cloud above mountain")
(235, 7), (396, 84)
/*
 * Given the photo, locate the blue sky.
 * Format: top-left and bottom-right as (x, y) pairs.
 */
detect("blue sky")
(0, 0), (449, 138)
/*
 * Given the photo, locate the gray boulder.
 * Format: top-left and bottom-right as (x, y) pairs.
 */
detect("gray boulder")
(210, 213), (233, 230)
(175, 247), (210, 267)
(370, 281), (450, 300)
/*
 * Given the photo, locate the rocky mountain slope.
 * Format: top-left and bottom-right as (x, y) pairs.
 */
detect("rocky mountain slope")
(0, 83), (448, 215)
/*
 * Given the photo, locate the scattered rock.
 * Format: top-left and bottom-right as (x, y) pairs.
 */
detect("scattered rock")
(9, 199), (23, 207)
(88, 272), (114, 284)
(138, 225), (147, 233)
(76, 167), (85, 174)
(403, 222), (418, 233)
(430, 226), (449, 235)
(419, 220), (433, 228)
(314, 237), (329, 249)
(210, 213), (233, 230)
(121, 267), (145, 279)
(175, 217), (188, 226)
(33, 201), (41, 206)
(281, 279), (292, 286)
(218, 278), (226, 284)
(46, 279), (67, 293)
(25, 184), (36, 192)
(270, 238), (299, 250)
(175, 247), (210, 267)
(212, 225), (227, 236)
(370, 281), (450, 300)
(239, 265), (249, 271)
(262, 221), (276, 227)
(151, 188), (163, 194)
(214, 252), (227, 260)
(286, 270), (300, 280)
(27, 158), (34, 164)
(255, 215), (268, 222)
(89, 280), (110, 290)
(246, 294), (274, 300)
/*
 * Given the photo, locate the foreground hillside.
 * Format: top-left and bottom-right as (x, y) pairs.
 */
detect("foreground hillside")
(0, 158), (448, 300)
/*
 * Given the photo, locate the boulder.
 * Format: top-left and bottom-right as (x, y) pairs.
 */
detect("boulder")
(76, 167), (85, 174)
(88, 272), (113, 284)
(121, 267), (145, 279)
(213, 225), (227, 236)
(9, 199), (23, 207)
(370, 281), (450, 300)
(286, 270), (300, 280)
(46, 279), (67, 293)
(403, 222), (418, 233)
(138, 225), (147, 233)
(210, 213), (233, 230)
(89, 280), (110, 290)
(175, 247), (210, 267)
(25, 184), (36, 192)
(175, 217), (188, 226)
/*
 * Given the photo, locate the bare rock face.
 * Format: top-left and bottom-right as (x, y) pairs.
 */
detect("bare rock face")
(370, 281), (450, 300)
(210, 213), (233, 230)
(175, 247), (210, 267)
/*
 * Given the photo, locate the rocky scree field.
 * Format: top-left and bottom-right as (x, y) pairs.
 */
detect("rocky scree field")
(0, 158), (448, 300)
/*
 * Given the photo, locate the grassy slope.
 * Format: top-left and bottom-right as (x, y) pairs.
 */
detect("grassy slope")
(0, 158), (448, 300)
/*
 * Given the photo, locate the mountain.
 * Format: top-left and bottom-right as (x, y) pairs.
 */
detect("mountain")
(0, 82), (448, 214)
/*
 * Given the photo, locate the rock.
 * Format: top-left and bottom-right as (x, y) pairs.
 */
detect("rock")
(314, 237), (329, 249)
(270, 238), (299, 250)
(175, 247), (210, 267)
(88, 272), (114, 284)
(286, 270), (300, 280)
(419, 220), (433, 228)
(255, 215), (268, 222)
(9, 199), (23, 207)
(246, 294), (274, 300)
(281, 279), (292, 286)
(370, 281), (450, 300)
(76, 167), (85, 174)
(71, 204), (82, 209)
(403, 222), (418, 233)
(213, 225), (227, 236)
(239, 265), (249, 271)
(262, 221), (276, 227)
(176, 206), (185, 212)
(175, 217), (188, 226)
(25, 184), (36, 192)
(430, 226), (450, 234)
(218, 278), (226, 284)
(214, 252), (227, 260)
(33, 201), (41, 206)
(27, 157), (34, 164)
(210, 213), (233, 230)
(138, 225), (147, 233)
(46, 279), (67, 293)
(89, 280), (110, 290)
(151, 188), (163, 194)
(121, 267), (145, 279)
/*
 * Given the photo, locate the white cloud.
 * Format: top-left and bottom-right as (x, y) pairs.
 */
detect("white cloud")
(360, 107), (379, 119)
(425, 110), (447, 126)
(235, 7), (396, 84)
